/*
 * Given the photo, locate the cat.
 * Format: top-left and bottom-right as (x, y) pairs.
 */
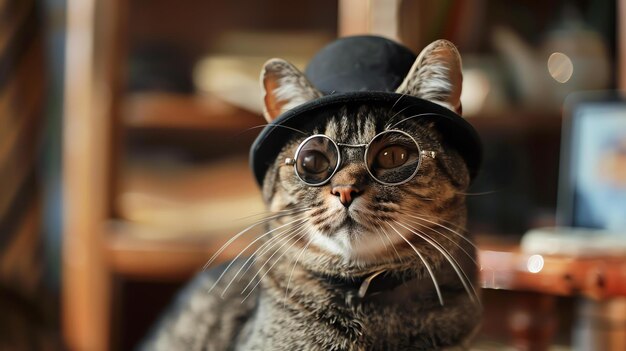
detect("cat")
(141, 38), (482, 351)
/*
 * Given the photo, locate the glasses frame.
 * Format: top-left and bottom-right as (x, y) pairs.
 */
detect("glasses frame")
(284, 129), (436, 186)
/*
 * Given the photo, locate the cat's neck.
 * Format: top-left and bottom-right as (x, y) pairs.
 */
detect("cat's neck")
(239, 256), (480, 350)
(308, 268), (440, 306)
(258, 254), (466, 310)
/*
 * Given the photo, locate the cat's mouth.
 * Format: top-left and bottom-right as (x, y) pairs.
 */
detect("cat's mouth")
(307, 199), (407, 260)
(327, 216), (399, 257)
(332, 208), (369, 233)
(341, 216), (365, 237)
(327, 214), (361, 235)
(344, 215), (357, 227)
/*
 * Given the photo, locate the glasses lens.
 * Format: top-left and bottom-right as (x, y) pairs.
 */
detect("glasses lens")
(295, 136), (339, 185)
(365, 131), (421, 185)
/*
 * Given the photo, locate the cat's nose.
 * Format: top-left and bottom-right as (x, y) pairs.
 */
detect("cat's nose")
(331, 185), (362, 208)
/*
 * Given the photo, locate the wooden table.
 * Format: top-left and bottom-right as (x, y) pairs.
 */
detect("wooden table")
(478, 237), (626, 350)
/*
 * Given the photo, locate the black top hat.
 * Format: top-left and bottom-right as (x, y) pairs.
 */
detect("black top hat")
(250, 36), (481, 186)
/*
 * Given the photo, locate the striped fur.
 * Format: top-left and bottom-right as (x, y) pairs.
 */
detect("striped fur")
(144, 40), (480, 350)
(395, 40), (463, 114)
(261, 58), (323, 122)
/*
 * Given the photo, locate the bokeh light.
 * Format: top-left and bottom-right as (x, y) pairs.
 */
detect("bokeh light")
(547, 52), (574, 83)
(527, 254), (545, 273)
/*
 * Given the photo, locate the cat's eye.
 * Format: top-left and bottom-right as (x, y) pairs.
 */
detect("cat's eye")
(287, 130), (435, 186)
(365, 130), (421, 185)
(299, 150), (330, 174)
(375, 145), (408, 169)
(293, 135), (339, 185)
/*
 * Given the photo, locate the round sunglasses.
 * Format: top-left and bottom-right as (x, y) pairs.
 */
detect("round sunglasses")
(284, 130), (437, 186)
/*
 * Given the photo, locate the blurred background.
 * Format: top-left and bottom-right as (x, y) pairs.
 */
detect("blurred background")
(1, 0), (625, 350)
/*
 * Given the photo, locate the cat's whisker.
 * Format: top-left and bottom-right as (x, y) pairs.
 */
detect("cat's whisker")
(389, 92), (407, 114)
(389, 112), (448, 129)
(208, 216), (308, 294)
(403, 217), (479, 267)
(240, 223), (309, 296)
(377, 221), (403, 263)
(232, 206), (311, 222)
(409, 222), (481, 307)
(385, 103), (412, 127)
(202, 208), (311, 272)
(388, 223), (444, 306)
(283, 228), (315, 308)
(394, 220), (481, 307)
(235, 124), (308, 137)
(219, 218), (308, 297)
(407, 213), (496, 283)
(239, 217), (308, 280)
(241, 226), (308, 303)
(238, 220), (308, 280)
(233, 233), (289, 284)
(373, 223), (391, 256)
(405, 214), (480, 252)
(406, 212), (467, 232)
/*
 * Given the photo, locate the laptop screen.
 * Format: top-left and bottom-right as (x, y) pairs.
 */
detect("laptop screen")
(559, 95), (626, 231)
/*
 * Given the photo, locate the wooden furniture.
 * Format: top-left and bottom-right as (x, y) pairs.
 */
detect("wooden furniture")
(62, 1), (626, 350)
(479, 238), (626, 350)
(63, 1), (123, 349)
(62, 0), (332, 350)
(479, 242), (626, 299)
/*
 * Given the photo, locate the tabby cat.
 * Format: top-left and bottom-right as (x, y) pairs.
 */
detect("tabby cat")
(142, 39), (482, 351)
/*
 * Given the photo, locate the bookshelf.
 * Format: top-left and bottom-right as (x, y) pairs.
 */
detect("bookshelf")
(63, 0), (624, 349)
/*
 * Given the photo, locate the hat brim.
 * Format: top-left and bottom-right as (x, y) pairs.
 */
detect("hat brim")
(250, 92), (482, 187)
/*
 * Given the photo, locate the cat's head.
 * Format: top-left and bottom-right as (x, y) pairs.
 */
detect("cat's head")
(257, 39), (473, 275)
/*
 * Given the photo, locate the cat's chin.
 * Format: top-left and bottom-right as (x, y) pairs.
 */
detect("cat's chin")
(308, 223), (405, 264)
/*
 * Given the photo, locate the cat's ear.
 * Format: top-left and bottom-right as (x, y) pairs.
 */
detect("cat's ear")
(395, 40), (463, 114)
(260, 58), (322, 123)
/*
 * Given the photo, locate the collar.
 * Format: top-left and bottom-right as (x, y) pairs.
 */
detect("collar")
(321, 269), (419, 300)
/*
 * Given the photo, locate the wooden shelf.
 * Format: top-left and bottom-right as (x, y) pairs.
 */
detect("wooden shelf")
(122, 92), (263, 131)
(105, 220), (259, 280)
(467, 112), (562, 135)
(117, 156), (264, 229)
(112, 156), (265, 280)
(123, 93), (563, 136)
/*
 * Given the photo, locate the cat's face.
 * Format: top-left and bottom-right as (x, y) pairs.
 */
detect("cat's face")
(259, 40), (470, 271)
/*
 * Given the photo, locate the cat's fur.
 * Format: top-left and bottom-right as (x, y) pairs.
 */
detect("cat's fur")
(142, 40), (481, 351)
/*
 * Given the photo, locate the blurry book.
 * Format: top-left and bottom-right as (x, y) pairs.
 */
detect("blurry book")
(193, 31), (333, 113)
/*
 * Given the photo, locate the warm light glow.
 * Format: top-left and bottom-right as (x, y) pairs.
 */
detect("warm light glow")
(547, 52), (573, 83)
(527, 254), (544, 273)
(460, 69), (490, 116)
